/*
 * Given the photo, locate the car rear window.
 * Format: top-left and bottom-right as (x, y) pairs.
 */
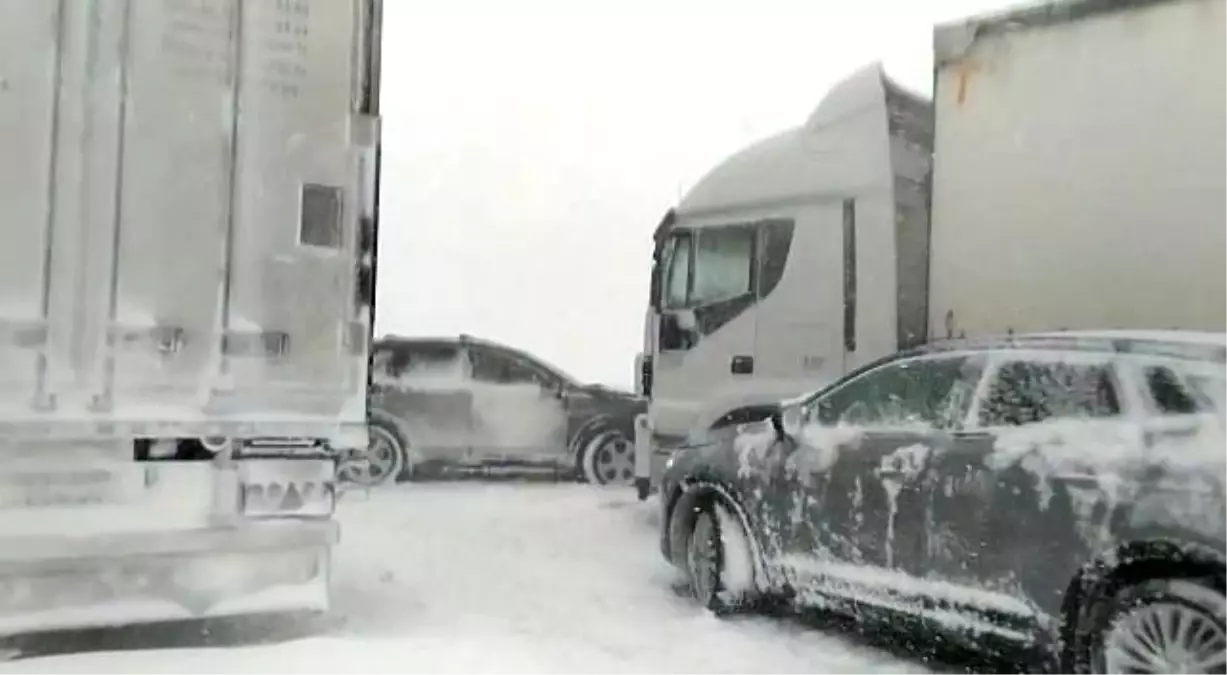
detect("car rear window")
(978, 360), (1121, 427)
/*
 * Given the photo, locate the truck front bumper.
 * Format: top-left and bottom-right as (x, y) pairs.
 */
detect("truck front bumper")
(0, 519), (338, 637)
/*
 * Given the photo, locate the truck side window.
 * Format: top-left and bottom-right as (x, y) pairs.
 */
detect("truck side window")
(692, 226), (755, 306)
(978, 361), (1120, 427)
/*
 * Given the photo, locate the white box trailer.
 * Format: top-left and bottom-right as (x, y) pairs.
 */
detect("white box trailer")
(928, 0), (1226, 339)
(0, 0), (381, 634)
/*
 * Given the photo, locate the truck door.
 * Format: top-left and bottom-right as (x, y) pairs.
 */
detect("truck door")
(0, 0), (59, 416)
(650, 223), (759, 439)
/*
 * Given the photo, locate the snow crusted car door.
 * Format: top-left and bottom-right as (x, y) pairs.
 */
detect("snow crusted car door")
(466, 344), (568, 464)
(374, 341), (474, 464)
(924, 353), (1124, 623)
(785, 356), (939, 595)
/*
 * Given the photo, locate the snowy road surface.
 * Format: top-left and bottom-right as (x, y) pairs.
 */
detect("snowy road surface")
(2, 483), (933, 674)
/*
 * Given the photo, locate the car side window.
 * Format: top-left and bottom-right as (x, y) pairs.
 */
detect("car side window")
(812, 355), (976, 428)
(370, 345), (398, 386)
(978, 360), (1120, 427)
(1146, 366), (1223, 415)
(402, 344), (468, 383)
(1146, 366), (1200, 415)
(471, 348), (552, 388)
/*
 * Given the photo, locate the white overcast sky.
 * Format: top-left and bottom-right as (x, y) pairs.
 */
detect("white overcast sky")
(374, 0), (1018, 388)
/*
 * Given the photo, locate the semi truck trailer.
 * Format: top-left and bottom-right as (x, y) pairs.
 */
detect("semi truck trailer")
(0, 0), (382, 634)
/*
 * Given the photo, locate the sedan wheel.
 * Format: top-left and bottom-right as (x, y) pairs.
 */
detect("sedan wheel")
(342, 425), (406, 488)
(1091, 579), (1227, 674)
(687, 510), (720, 606)
(582, 430), (635, 485)
(683, 502), (757, 615)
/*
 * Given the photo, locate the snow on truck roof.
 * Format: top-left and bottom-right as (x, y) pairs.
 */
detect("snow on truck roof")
(675, 62), (927, 222)
(934, 0), (1188, 64)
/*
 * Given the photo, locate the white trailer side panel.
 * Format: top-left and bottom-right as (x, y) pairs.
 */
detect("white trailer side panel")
(0, 1), (60, 415)
(0, 0), (380, 443)
(928, 0), (1226, 339)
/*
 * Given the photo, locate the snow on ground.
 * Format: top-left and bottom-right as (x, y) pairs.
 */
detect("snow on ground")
(1, 483), (930, 674)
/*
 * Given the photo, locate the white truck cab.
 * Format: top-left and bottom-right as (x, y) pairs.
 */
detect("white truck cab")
(634, 64), (932, 498)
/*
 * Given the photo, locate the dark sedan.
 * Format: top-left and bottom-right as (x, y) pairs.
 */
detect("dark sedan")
(348, 334), (645, 486)
(658, 331), (1226, 674)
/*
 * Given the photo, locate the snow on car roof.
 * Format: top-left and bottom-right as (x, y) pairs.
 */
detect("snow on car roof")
(1024, 329), (1227, 347)
(922, 330), (1227, 365)
(375, 333), (583, 385)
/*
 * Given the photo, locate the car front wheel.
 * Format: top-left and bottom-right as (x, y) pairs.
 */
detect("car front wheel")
(1079, 578), (1226, 674)
(684, 501), (758, 615)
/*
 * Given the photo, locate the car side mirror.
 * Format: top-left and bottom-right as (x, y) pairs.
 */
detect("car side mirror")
(815, 400), (839, 426)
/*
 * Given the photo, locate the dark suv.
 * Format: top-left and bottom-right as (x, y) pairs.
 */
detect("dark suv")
(659, 331), (1225, 673)
(349, 334), (645, 486)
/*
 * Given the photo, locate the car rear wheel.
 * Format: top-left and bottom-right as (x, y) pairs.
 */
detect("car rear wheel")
(684, 501), (757, 615)
(1081, 578), (1226, 674)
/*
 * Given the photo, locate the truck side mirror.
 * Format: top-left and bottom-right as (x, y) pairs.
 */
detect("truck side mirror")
(675, 309), (697, 332)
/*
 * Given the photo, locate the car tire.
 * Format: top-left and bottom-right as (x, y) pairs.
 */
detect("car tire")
(578, 427), (635, 486)
(685, 501), (758, 616)
(1071, 576), (1226, 674)
(343, 421), (408, 488)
